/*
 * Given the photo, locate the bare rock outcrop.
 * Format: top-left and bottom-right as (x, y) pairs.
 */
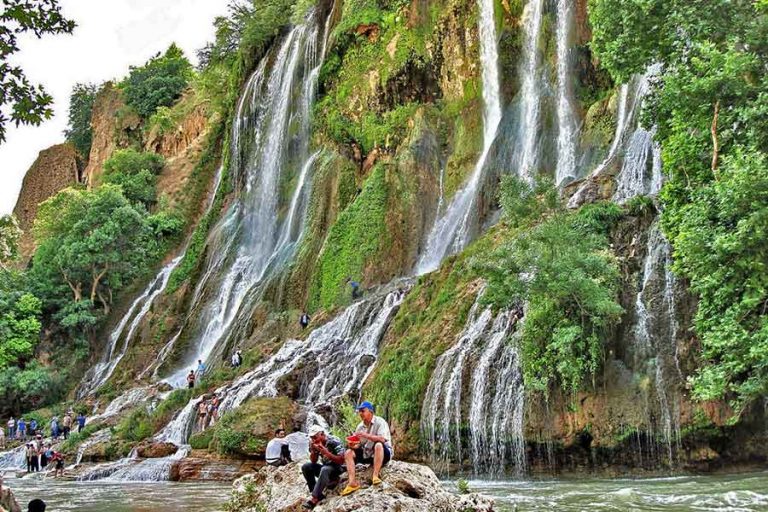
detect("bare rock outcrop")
(228, 460), (494, 512)
(12, 143), (79, 262)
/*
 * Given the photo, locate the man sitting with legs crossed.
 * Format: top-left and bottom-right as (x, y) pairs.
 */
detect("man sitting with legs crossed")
(341, 401), (393, 495)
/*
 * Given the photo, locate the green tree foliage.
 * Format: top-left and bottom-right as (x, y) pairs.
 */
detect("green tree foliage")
(64, 82), (98, 160)
(479, 178), (624, 395)
(0, 362), (57, 414)
(0, 214), (22, 269)
(102, 149), (165, 207)
(589, 0), (768, 412)
(0, 286), (42, 369)
(0, 0), (75, 143)
(121, 43), (192, 119)
(31, 185), (159, 325)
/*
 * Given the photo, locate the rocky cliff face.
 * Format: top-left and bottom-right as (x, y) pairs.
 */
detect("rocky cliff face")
(12, 143), (80, 263)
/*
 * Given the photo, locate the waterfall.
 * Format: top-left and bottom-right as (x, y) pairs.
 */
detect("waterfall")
(71, 429), (112, 467)
(88, 386), (154, 424)
(421, 289), (524, 474)
(567, 64), (661, 207)
(555, 0), (578, 185)
(413, 0), (502, 275)
(517, 0), (544, 183)
(216, 284), (410, 416)
(162, 10), (328, 386)
(0, 445), (27, 470)
(632, 222), (682, 466)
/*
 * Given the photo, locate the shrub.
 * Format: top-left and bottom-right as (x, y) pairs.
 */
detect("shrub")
(121, 44), (192, 119)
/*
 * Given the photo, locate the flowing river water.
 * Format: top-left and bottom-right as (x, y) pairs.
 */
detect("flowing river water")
(5, 471), (768, 511)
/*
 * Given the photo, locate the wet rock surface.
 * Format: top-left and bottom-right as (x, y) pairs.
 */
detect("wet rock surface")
(228, 460), (494, 511)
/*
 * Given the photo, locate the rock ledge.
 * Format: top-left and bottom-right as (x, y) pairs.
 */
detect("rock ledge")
(229, 460), (494, 512)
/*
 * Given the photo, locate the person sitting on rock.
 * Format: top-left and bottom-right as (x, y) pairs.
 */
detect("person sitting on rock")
(265, 428), (292, 467)
(341, 401), (393, 496)
(301, 425), (345, 510)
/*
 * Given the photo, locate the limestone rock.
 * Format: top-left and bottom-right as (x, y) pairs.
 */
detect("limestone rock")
(228, 460), (494, 512)
(171, 457), (258, 481)
(12, 143), (79, 262)
(135, 440), (178, 459)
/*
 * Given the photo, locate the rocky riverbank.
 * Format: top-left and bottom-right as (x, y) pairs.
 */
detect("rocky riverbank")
(228, 460), (494, 512)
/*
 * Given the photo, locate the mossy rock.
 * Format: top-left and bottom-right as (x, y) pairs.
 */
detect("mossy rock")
(208, 397), (298, 458)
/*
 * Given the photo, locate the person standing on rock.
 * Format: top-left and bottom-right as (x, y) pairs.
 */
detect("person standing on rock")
(341, 401), (393, 496)
(196, 359), (206, 378)
(299, 311), (310, 330)
(61, 414), (72, 440)
(187, 370), (196, 389)
(0, 423), (4, 449)
(6, 417), (14, 440)
(301, 425), (345, 510)
(197, 399), (208, 431)
(50, 417), (58, 440)
(17, 418), (26, 440)
(76, 412), (86, 433)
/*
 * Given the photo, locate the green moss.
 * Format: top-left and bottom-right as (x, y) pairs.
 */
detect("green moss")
(308, 164), (390, 309)
(208, 397), (296, 457)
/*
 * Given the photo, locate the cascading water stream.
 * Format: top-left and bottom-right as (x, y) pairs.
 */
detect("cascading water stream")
(555, 0), (578, 185)
(421, 289), (525, 474)
(162, 10), (327, 387)
(413, 0), (502, 275)
(632, 222), (682, 466)
(517, 0), (545, 183)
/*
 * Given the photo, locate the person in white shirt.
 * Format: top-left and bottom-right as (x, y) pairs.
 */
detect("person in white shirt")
(265, 428), (291, 467)
(341, 401), (393, 495)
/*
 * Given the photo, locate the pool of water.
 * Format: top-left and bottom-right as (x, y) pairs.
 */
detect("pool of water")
(447, 471), (768, 511)
(4, 470), (768, 511)
(3, 475), (229, 512)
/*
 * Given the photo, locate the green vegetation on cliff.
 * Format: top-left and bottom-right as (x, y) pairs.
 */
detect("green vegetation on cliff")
(121, 44), (193, 119)
(590, 0), (768, 413)
(64, 82), (99, 161)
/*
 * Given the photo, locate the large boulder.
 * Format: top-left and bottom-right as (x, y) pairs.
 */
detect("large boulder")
(228, 460), (494, 512)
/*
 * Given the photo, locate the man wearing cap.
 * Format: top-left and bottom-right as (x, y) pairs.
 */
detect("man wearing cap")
(301, 425), (345, 510)
(341, 401), (393, 495)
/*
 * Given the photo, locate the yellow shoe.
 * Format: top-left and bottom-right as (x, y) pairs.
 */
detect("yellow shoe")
(341, 483), (361, 496)
(372, 476), (383, 486)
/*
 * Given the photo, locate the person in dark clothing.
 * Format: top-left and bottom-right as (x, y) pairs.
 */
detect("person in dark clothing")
(345, 277), (361, 300)
(299, 312), (310, 330)
(76, 413), (86, 433)
(187, 370), (196, 389)
(301, 425), (345, 510)
(28, 499), (46, 512)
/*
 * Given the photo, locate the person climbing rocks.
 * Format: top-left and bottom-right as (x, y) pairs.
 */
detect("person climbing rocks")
(300, 311), (310, 330)
(197, 399), (208, 431)
(301, 425), (345, 510)
(51, 450), (65, 477)
(187, 370), (196, 389)
(50, 417), (59, 440)
(345, 277), (361, 300)
(61, 413), (72, 440)
(265, 428), (292, 467)
(27, 498), (46, 512)
(341, 401), (393, 496)
(231, 349), (242, 368)
(6, 417), (15, 440)
(76, 412), (86, 433)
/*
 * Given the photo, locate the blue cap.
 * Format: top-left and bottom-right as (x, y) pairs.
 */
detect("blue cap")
(356, 401), (375, 412)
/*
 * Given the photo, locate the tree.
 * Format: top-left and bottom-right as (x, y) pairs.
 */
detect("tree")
(0, 214), (21, 269)
(31, 185), (158, 322)
(0, 283), (42, 369)
(102, 149), (165, 207)
(0, 0), (76, 143)
(64, 82), (98, 160)
(589, 0), (768, 412)
(121, 43), (192, 119)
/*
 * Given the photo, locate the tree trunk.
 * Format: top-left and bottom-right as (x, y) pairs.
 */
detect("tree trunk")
(711, 100), (720, 179)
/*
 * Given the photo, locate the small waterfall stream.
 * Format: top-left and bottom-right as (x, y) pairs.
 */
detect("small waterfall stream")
(421, 290), (525, 474)
(555, 0), (578, 185)
(414, 0), (502, 274)
(631, 222), (682, 466)
(517, 0), (545, 183)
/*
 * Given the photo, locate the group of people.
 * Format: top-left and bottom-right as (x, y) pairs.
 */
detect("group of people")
(4, 412), (85, 446)
(187, 359), (209, 388)
(23, 436), (65, 476)
(266, 401), (392, 510)
(196, 395), (220, 431)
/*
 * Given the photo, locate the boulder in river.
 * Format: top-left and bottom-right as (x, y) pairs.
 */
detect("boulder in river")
(228, 460), (494, 511)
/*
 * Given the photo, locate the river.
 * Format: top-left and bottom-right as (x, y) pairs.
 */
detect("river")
(4, 471), (768, 511)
